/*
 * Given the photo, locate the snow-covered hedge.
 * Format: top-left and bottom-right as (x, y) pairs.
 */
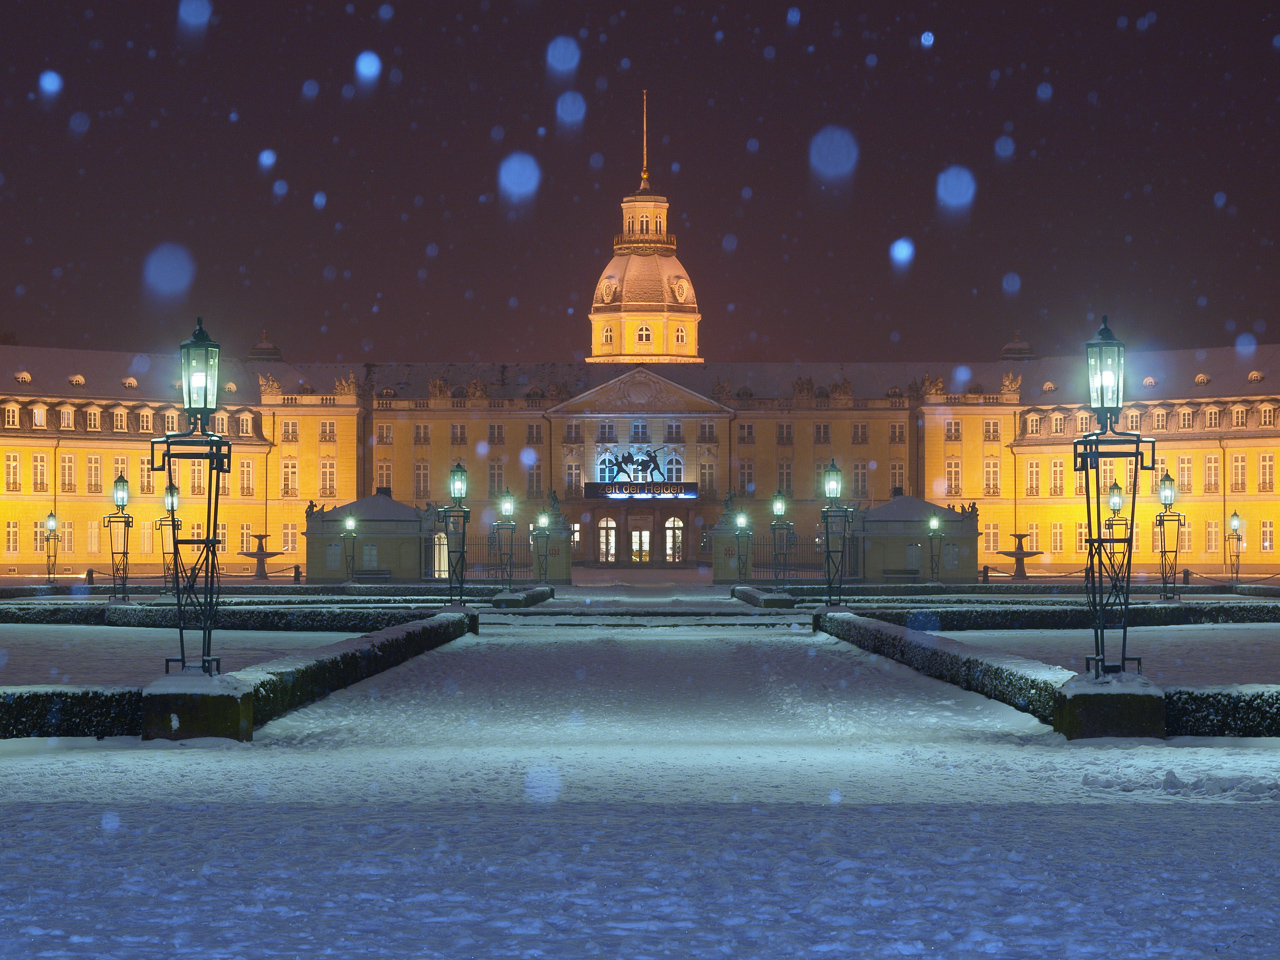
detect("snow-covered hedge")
(101, 605), (447, 633)
(0, 686), (142, 739)
(817, 611), (1074, 722)
(863, 602), (1280, 632)
(1164, 686), (1280, 738)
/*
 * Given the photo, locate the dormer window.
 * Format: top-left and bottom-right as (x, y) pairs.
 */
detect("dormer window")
(3, 406), (17, 428)
(122, 377), (138, 389)
(1142, 376), (1157, 388)
(69, 374), (85, 387)
(1195, 373), (1210, 385)
(1250, 371), (1265, 383)
(224, 381), (237, 393)
(14, 371), (30, 384)
(1042, 381), (1057, 393)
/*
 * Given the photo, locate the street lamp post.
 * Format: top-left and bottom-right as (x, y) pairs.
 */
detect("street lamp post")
(734, 510), (752, 583)
(928, 512), (943, 582)
(1155, 470), (1185, 601)
(1228, 510), (1243, 583)
(341, 514), (358, 582)
(437, 462), (471, 604)
(495, 488), (517, 590)
(1074, 316), (1154, 677)
(155, 481), (181, 595)
(43, 510), (60, 585)
(821, 460), (852, 605)
(532, 510), (551, 583)
(152, 317), (232, 675)
(770, 490), (793, 591)
(103, 472), (134, 601)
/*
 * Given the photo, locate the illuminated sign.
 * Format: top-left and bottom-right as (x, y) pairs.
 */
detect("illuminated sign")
(583, 481), (698, 500)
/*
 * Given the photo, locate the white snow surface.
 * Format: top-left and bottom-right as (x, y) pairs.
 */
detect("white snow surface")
(3, 615), (1280, 957)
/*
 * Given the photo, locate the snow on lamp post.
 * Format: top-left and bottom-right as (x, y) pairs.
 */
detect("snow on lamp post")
(770, 490), (793, 591)
(437, 462), (471, 604)
(151, 317), (232, 675)
(494, 488), (517, 590)
(821, 460), (852, 605)
(1074, 316), (1153, 677)
(103, 472), (134, 601)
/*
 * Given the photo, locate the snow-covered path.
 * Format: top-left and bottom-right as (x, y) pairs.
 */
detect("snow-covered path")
(4, 617), (1280, 957)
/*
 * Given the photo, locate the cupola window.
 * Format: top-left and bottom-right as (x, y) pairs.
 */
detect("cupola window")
(637, 326), (653, 344)
(675, 326), (686, 344)
(655, 215), (663, 234)
(640, 214), (650, 234)
(602, 326), (613, 345)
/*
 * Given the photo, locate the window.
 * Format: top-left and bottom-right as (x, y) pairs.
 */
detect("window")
(1027, 460), (1040, 496)
(1052, 415), (1065, 435)
(1178, 456), (1192, 493)
(113, 456), (127, 489)
(138, 459), (152, 495)
(1233, 408), (1247, 428)
(325, 542), (340, 570)
(1205, 409), (1220, 429)
(32, 454), (47, 493)
(665, 455), (684, 482)
(597, 453), (617, 483)
(1206, 521), (1220, 555)
(983, 459), (1000, 496)
(736, 460), (754, 496)
(1050, 459), (1064, 497)
(905, 542), (921, 570)
(1150, 456), (1167, 494)
(1076, 522), (1087, 553)
(189, 460), (204, 496)
(889, 423), (906, 444)
(238, 415), (252, 437)
(319, 420), (336, 442)
(630, 421), (649, 444)
(1153, 411), (1167, 430)
(700, 462), (716, 496)
(451, 424), (467, 445)
(945, 420), (961, 442)
(814, 423), (831, 444)
(164, 412), (177, 433)
(377, 424), (394, 444)
(983, 523), (1000, 554)
(566, 422), (583, 443)
(983, 420), (1000, 441)
(488, 461), (504, 497)
(943, 543), (960, 570)
(60, 454), (75, 492)
(236, 459), (252, 497)
(282, 523), (297, 552)
(32, 408), (46, 428)
(4, 453), (18, 492)
(362, 542), (378, 570)
(697, 421), (716, 443)
(527, 423), (544, 445)
(282, 419), (299, 442)
(597, 517), (617, 563)
(637, 326), (652, 344)
(565, 462), (582, 496)
(852, 423), (868, 444)
(1180, 410), (1193, 430)
(526, 461), (543, 498)
(140, 524), (154, 554)
(414, 424), (430, 445)
(889, 461), (905, 492)
(1027, 523), (1040, 553)
(87, 410), (100, 431)
(113, 411), (127, 431)
(5, 520), (16, 553)
(1263, 408), (1276, 428)
(945, 460), (961, 497)
(61, 409), (74, 429)
(1078, 413), (1092, 433)
(1204, 455), (1220, 494)
(488, 424), (504, 445)
(1026, 415), (1041, 436)
(214, 414), (228, 435)
(320, 460), (336, 498)
(675, 326), (686, 344)
(598, 422), (616, 442)
(1179, 524), (1192, 553)
(376, 460), (393, 492)
(62, 521), (74, 554)
(282, 460), (298, 497)
(777, 461), (793, 495)
(240, 524), (254, 553)
(1232, 454), (1247, 493)
(777, 422), (793, 445)
(737, 422), (754, 444)
(640, 214), (650, 233)
(1263, 521), (1274, 553)
(1262, 454), (1275, 493)
(414, 461), (429, 499)
(33, 521), (44, 552)
(664, 517), (684, 563)
(3, 407), (17, 428)
(602, 327), (613, 345)
(849, 462), (868, 498)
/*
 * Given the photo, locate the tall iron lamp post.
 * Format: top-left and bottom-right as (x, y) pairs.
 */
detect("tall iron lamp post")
(44, 510), (60, 585)
(734, 510), (752, 583)
(928, 512), (943, 582)
(341, 514), (358, 581)
(155, 481), (181, 595)
(437, 462), (471, 603)
(103, 472), (134, 601)
(1155, 470), (1184, 601)
(532, 510), (551, 583)
(495, 488), (517, 589)
(152, 317), (231, 675)
(821, 460), (852, 605)
(1073, 316), (1154, 677)
(770, 490), (792, 591)
(1228, 511), (1243, 583)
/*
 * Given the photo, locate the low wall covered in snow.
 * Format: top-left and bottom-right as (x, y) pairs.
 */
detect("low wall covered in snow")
(0, 611), (472, 740)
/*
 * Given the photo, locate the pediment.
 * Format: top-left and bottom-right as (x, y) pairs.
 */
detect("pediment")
(549, 367), (730, 416)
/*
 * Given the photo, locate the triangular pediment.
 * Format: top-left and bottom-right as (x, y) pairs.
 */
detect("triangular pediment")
(548, 367), (730, 416)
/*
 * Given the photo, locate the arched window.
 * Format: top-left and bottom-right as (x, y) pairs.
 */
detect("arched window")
(602, 326), (613, 345)
(597, 451), (618, 483)
(655, 215), (663, 234)
(597, 517), (617, 563)
(637, 326), (652, 344)
(674, 326), (686, 345)
(664, 455), (683, 482)
(626, 216), (634, 235)
(640, 214), (650, 234)
(664, 517), (684, 563)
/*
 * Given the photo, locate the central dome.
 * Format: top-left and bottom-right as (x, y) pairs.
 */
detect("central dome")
(592, 248), (698, 315)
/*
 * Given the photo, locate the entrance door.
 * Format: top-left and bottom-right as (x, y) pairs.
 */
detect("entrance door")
(630, 517), (652, 563)
(664, 517), (684, 563)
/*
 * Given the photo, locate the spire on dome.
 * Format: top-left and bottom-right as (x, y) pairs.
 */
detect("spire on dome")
(638, 89), (650, 193)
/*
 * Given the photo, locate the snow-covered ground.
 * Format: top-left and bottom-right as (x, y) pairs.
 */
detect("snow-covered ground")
(3, 615), (1280, 957)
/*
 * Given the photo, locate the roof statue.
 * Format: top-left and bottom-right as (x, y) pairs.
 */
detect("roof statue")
(548, 380), (571, 401)
(334, 371), (358, 396)
(830, 375), (852, 399)
(428, 377), (450, 399)
(259, 372), (282, 396)
(712, 378), (732, 403)
(792, 376), (814, 398)
(466, 378), (487, 399)
(1002, 371), (1023, 393)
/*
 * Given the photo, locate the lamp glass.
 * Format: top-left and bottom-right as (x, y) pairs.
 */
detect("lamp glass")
(772, 491), (786, 517)
(537, 512), (549, 529)
(1085, 315), (1124, 418)
(1231, 511), (1241, 533)
(179, 317), (220, 421)
(113, 472), (130, 509)
(449, 463), (467, 501)
(164, 482), (179, 513)
(500, 489), (515, 518)
(345, 515), (355, 532)
(735, 511), (748, 529)
(46, 511), (57, 533)
(1159, 470), (1175, 508)
(823, 460), (841, 500)
(1108, 479), (1123, 514)
(929, 513), (940, 532)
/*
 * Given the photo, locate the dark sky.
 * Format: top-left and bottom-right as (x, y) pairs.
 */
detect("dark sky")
(3, 2), (1278, 367)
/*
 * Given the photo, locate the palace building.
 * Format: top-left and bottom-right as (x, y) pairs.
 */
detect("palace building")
(2, 163), (1278, 582)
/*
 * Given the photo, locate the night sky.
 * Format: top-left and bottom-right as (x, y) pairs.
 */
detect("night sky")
(3, 2), (1278, 367)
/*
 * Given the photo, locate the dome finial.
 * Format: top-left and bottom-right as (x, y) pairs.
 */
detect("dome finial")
(638, 89), (650, 192)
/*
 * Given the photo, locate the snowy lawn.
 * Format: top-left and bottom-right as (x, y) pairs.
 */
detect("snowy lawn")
(3, 620), (1279, 958)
